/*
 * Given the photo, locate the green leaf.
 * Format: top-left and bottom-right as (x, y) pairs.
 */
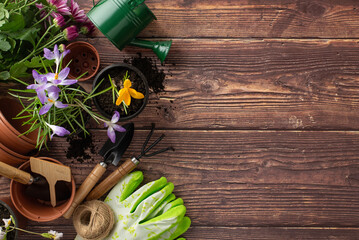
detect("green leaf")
(0, 20), (5, 28)
(10, 62), (29, 78)
(6, 37), (16, 51)
(8, 27), (40, 46)
(0, 71), (10, 80)
(0, 38), (10, 51)
(24, 56), (55, 68)
(0, 3), (9, 20)
(0, 13), (25, 32)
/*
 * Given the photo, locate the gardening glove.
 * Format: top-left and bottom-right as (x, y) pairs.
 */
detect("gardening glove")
(103, 171), (190, 240)
(75, 171), (190, 240)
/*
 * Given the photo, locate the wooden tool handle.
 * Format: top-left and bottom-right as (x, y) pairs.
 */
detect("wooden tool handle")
(86, 158), (138, 201)
(63, 162), (107, 219)
(0, 161), (32, 185)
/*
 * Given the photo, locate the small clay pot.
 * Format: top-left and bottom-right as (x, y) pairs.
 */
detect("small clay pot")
(92, 63), (149, 121)
(0, 142), (29, 167)
(62, 41), (100, 81)
(0, 97), (37, 155)
(0, 198), (20, 239)
(10, 157), (76, 222)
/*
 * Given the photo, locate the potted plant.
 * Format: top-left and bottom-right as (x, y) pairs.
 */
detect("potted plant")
(9, 45), (127, 150)
(92, 63), (149, 121)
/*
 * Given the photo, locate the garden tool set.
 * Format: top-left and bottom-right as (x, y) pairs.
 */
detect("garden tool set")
(86, 123), (173, 200)
(63, 123), (135, 218)
(64, 123), (172, 218)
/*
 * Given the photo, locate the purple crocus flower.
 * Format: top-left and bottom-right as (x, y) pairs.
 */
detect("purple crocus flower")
(39, 86), (67, 115)
(44, 44), (69, 69)
(53, 13), (66, 28)
(63, 25), (79, 41)
(47, 0), (71, 15)
(45, 122), (70, 139)
(69, 0), (88, 23)
(104, 111), (126, 143)
(27, 70), (52, 104)
(45, 67), (77, 86)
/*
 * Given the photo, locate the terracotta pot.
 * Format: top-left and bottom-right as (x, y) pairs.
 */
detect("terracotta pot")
(10, 157), (76, 222)
(62, 41), (100, 81)
(0, 142), (29, 167)
(0, 97), (37, 155)
(0, 198), (20, 239)
(92, 63), (149, 121)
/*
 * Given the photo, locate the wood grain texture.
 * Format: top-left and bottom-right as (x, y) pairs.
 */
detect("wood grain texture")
(78, 0), (359, 38)
(2, 129), (359, 239)
(77, 38), (359, 130)
(12, 225), (359, 240)
(1, 0), (359, 239)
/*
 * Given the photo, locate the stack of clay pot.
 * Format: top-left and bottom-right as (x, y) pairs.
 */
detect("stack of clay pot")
(0, 97), (38, 166)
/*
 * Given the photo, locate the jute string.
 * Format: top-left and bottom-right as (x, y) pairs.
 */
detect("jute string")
(73, 200), (115, 240)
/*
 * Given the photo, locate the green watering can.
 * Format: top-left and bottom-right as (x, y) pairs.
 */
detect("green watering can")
(87, 0), (172, 63)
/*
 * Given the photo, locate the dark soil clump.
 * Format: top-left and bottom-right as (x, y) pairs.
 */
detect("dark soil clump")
(0, 204), (16, 240)
(66, 132), (96, 163)
(124, 54), (166, 93)
(94, 67), (146, 117)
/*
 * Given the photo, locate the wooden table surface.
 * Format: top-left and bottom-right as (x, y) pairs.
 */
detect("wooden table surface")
(2, 0), (359, 239)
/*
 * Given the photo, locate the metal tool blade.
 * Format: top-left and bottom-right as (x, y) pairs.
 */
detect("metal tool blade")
(99, 122), (134, 166)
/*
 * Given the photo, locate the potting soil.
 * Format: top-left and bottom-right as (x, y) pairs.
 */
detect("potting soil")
(94, 67), (146, 117)
(124, 54), (166, 93)
(66, 132), (96, 163)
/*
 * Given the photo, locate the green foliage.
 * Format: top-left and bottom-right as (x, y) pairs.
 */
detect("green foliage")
(0, 0), (59, 81)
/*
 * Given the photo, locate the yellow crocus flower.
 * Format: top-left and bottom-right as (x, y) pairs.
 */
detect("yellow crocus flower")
(116, 79), (144, 106)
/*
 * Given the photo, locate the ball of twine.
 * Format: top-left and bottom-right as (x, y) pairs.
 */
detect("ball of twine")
(73, 200), (115, 240)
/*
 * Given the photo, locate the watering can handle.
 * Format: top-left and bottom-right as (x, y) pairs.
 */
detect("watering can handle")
(92, 0), (145, 8)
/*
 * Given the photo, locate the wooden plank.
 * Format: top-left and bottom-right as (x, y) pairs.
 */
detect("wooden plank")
(14, 226), (359, 240)
(78, 0), (359, 38)
(2, 130), (359, 229)
(76, 38), (359, 130)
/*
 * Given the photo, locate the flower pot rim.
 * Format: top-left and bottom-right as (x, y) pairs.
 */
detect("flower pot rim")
(0, 199), (19, 240)
(63, 41), (100, 81)
(0, 97), (38, 146)
(0, 142), (29, 160)
(92, 63), (149, 121)
(10, 157), (76, 222)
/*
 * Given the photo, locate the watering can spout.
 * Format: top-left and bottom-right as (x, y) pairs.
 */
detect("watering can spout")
(130, 38), (172, 63)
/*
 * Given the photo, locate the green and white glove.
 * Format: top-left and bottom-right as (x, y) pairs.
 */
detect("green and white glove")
(103, 171), (190, 240)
